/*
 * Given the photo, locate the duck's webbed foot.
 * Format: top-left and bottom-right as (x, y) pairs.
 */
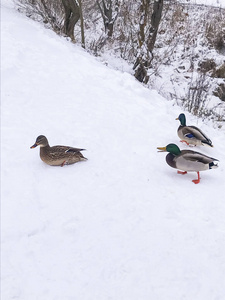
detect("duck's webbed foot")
(192, 172), (200, 184)
(61, 161), (66, 167)
(177, 171), (187, 175)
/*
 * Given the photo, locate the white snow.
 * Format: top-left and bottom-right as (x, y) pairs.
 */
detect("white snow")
(181, 0), (225, 7)
(1, 1), (225, 300)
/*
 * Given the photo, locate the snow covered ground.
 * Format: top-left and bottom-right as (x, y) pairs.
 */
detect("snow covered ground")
(188, 0), (225, 7)
(1, 1), (225, 299)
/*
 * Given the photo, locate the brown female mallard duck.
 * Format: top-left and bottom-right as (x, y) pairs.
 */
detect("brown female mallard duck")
(157, 143), (218, 184)
(176, 113), (213, 147)
(30, 135), (87, 166)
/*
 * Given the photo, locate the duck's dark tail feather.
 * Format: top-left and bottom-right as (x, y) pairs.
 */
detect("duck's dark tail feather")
(209, 162), (218, 169)
(202, 140), (213, 147)
(66, 148), (86, 153)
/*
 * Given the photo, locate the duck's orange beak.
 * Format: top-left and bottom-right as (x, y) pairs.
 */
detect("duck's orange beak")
(157, 146), (167, 152)
(30, 143), (37, 149)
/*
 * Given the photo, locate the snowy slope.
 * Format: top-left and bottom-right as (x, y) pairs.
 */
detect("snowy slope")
(1, 1), (225, 300)
(188, 0), (225, 7)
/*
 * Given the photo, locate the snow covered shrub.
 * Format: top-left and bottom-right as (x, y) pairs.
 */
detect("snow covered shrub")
(185, 73), (210, 118)
(213, 83), (225, 102)
(198, 59), (216, 74)
(169, 1), (188, 30)
(149, 2), (225, 123)
(205, 7), (225, 53)
(16, 0), (64, 33)
(86, 0), (140, 62)
(212, 63), (225, 79)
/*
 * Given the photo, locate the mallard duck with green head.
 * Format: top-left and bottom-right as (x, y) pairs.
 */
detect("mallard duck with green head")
(30, 135), (87, 166)
(176, 113), (213, 147)
(157, 143), (218, 184)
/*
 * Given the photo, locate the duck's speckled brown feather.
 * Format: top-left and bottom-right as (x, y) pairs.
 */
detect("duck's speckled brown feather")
(31, 135), (87, 166)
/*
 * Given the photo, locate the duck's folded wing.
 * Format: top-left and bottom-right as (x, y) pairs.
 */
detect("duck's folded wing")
(188, 126), (212, 143)
(182, 151), (217, 164)
(65, 147), (86, 153)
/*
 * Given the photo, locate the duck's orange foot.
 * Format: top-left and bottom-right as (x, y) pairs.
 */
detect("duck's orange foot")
(180, 140), (189, 145)
(192, 172), (200, 184)
(192, 179), (200, 184)
(177, 171), (187, 175)
(61, 161), (66, 167)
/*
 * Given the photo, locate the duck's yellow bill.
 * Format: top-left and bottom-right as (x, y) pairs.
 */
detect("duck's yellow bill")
(157, 146), (167, 152)
(175, 117), (179, 120)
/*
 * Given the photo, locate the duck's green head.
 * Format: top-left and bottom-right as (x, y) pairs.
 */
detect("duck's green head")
(176, 113), (186, 126)
(157, 144), (181, 155)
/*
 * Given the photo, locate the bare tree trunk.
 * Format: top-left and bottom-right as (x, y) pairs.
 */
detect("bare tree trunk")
(78, 0), (85, 48)
(134, 0), (163, 84)
(96, 0), (119, 38)
(62, 0), (80, 41)
(148, 0), (163, 52)
(137, 0), (149, 48)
